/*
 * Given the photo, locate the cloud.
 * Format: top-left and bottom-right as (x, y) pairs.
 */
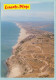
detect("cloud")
(1, 9), (54, 21)
(28, 1), (41, 4)
(17, 1), (41, 4)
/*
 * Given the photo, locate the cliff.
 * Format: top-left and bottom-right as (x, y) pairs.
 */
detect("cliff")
(6, 23), (54, 78)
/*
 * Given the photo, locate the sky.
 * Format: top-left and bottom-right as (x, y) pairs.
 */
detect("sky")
(1, 0), (54, 21)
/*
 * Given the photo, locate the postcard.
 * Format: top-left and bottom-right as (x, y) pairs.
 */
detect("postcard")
(0, 0), (56, 80)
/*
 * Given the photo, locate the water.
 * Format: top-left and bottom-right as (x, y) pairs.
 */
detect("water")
(1, 21), (20, 77)
(31, 21), (54, 33)
(39, 23), (54, 33)
(38, 21), (54, 33)
(1, 21), (54, 77)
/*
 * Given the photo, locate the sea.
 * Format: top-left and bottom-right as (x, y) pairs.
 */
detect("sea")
(1, 21), (20, 77)
(1, 21), (54, 77)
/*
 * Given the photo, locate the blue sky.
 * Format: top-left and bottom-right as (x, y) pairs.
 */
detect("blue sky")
(1, 0), (54, 21)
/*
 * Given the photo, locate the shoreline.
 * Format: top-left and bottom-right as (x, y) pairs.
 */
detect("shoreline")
(6, 23), (30, 77)
(12, 23), (30, 49)
(6, 22), (54, 78)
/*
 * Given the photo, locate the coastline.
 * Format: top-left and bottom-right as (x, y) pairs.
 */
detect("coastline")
(12, 23), (30, 49)
(6, 23), (30, 78)
(6, 22), (54, 78)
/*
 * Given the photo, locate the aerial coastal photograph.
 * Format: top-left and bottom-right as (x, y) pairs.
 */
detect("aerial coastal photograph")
(1, 0), (54, 78)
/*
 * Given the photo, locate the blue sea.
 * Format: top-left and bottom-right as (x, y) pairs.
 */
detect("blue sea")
(1, 21), (20, 77)
(1, 21), (54, 77)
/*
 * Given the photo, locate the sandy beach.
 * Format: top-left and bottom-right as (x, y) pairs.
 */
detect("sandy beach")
(7, 23), (30, 77)
(13, 23), (30, 49)
(6, 22), (54, 78)
(7, 64), (24, 78)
